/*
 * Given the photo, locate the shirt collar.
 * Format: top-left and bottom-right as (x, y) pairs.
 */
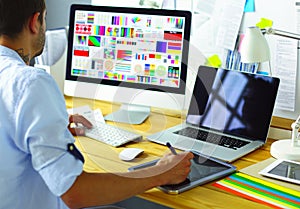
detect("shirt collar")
(0, 45), (26, 64)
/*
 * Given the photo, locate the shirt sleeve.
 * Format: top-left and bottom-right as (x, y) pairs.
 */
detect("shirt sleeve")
(15, 70), (83, 196)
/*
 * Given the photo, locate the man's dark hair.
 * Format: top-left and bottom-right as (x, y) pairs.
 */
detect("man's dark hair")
(0, 0), (46, 38)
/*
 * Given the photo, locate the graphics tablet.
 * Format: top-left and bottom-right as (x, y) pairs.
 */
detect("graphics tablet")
(128, 151), (236, 194)
(259, 159), (300, 185)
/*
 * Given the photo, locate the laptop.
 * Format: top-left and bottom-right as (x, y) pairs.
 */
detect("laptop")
(147, 66), (280, 162)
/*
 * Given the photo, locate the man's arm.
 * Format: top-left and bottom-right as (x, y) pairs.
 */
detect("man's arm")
(61, 151), (193, 209)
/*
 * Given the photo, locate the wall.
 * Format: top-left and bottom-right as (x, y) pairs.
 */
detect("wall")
(45, 0), (91, 29)
(47, 0), (299, 121)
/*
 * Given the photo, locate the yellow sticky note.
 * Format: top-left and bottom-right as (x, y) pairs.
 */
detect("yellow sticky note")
(206, 55), (222, 67)
(256, 18), (273, 29)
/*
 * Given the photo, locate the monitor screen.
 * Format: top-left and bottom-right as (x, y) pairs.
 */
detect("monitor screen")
(65, 4), (191, 124)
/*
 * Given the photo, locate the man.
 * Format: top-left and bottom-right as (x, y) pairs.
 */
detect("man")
(0, 0), (194, 209)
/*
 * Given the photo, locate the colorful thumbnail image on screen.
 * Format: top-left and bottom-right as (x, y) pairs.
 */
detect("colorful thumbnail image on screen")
(71, 10), (186, 89)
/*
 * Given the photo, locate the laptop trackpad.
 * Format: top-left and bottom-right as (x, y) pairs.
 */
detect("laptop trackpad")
(174, 138), (197, 151)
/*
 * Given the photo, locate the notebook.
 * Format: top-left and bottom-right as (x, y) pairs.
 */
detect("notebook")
(147, 66), (280, 162)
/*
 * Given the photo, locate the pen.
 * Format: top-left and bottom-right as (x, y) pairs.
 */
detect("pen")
(166, 142), (177, 155)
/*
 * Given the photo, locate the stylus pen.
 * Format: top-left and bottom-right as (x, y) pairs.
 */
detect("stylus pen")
(166, 142), (177, 155)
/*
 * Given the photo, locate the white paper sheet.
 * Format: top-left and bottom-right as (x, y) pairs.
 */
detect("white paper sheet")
(269, 37), (298, 111)
(67, 105), (106, 125)
(190, 0), (245, 61)
(215, 0), (246, 50)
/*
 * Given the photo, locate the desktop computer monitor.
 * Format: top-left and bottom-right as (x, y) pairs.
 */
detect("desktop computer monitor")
(64, 4), (192, 124)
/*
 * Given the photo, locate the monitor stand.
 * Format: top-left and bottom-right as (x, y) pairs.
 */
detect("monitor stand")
(104, 104), (150, 125)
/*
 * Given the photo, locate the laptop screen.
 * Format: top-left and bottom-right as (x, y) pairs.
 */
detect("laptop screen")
(187, 66), (280, 142)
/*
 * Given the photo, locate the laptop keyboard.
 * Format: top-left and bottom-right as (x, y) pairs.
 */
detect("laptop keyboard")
(173, 127), (250, 150)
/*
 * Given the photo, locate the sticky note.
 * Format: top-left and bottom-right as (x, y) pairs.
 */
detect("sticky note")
(244, 0), (255, 12)
(206, 55), (222, 68)
(256, 18), (273, 29)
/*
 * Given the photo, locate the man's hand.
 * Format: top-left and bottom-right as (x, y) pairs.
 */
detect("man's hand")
(156, 151), (194, 185)
(68, 114), (93, 136)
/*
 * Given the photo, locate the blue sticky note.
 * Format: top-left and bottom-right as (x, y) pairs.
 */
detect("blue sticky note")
(244, 0), (255, 12)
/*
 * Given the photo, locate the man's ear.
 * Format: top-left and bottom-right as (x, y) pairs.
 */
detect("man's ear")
(28, 12), (41, 34)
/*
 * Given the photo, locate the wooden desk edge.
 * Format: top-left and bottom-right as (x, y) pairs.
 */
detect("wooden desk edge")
(271, 116), (294, 130)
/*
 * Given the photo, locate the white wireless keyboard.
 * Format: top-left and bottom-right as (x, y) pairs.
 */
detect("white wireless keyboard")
(85, 123), (142, 147)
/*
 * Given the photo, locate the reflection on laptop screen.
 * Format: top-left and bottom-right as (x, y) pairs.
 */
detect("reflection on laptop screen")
(187, 66), (280, 141)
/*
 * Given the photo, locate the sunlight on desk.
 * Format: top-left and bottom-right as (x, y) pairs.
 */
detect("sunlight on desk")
(67, 96), (280, 209)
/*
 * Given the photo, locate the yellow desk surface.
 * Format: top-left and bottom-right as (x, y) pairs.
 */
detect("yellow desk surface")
(65, 96), (277, 209)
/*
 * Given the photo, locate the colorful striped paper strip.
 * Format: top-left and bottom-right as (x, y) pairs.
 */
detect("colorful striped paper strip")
(213, 172), (300, 209)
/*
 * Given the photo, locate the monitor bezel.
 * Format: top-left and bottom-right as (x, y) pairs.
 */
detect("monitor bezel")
(66, 4), (192, 95)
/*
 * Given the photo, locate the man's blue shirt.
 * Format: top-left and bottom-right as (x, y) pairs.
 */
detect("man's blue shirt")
(0, 45), (83, 209)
